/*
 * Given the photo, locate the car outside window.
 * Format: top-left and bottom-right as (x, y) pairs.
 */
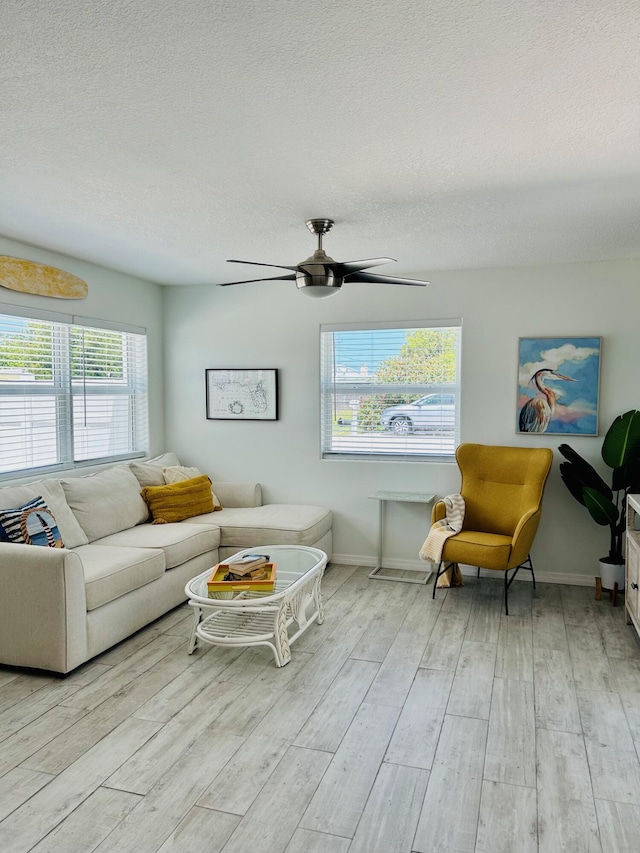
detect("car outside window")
(379, 393), (455, 435)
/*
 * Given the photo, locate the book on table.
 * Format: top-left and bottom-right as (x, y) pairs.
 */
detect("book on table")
(207, 559), (277, 597)
(220, 554), (270, 578)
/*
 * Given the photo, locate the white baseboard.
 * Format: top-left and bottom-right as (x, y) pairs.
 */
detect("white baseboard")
(330, 554), (595, 587)
(458, 565), (595, 587)
(332, 554), (427, 571)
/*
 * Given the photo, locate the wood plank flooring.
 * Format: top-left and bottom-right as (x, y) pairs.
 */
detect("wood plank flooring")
(1, 566), (640, 852)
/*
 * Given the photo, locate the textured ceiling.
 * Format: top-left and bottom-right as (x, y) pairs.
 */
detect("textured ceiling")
(1, 1), (639, 285)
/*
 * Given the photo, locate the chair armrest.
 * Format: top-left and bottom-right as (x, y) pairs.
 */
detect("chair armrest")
(510, 508), (543, 567)
(431, 500), (447, 524)
(213, 482), (262, 508)
(0, 544), (88, 672)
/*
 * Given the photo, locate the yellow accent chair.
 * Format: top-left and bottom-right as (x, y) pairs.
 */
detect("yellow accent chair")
(431, 443), (553, 614)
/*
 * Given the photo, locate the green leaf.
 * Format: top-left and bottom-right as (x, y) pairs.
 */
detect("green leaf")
(558, 443), (581, 463)
(602, 410), (640, 469)
(560, 464), (588, 506)
(624, 459), (640, 494)
(557, 445), (612, 500)
(611, 460), (640, 493)
(583, 486), (619, 526)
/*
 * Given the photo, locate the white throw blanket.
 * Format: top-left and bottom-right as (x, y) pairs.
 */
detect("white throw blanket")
(419, 494), (465, 563)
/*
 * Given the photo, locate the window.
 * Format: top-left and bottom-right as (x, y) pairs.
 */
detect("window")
(0, 307), (148, 478)
(320, 320), (461, 461)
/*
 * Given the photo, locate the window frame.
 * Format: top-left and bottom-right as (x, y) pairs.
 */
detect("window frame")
(320, 319), (461, 463)
(0, 305), (148, 481)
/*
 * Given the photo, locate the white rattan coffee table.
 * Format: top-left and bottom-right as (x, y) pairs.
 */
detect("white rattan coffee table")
(185, 545), (327, 667)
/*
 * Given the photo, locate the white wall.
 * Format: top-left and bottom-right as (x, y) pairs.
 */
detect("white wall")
(0, 237), (166, 456)
(164, 257), (640, 584)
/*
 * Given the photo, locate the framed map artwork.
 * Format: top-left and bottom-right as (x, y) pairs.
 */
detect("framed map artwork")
(206, 369), (279, 421)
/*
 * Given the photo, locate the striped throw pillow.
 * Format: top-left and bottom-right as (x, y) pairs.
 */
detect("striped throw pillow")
(0, 496), (65, 548)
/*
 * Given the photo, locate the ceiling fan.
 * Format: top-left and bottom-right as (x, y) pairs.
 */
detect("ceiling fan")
(219, 219), (430, 298)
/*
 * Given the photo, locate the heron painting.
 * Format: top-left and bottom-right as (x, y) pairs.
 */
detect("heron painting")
(517, 337), (601, 435)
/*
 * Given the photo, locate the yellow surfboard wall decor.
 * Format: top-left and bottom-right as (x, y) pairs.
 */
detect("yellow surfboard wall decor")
(0, 256), (88, 299)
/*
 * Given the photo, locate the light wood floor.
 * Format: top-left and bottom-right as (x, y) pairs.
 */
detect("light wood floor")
(1, 565), (640, 852)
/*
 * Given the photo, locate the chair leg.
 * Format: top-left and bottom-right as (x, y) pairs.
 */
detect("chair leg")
(436, 556), (536, 614)
(503, 555), (536, 614)
(523, 554), (536, 588)
(432, 562), (441, 599)
(432, 561), (455, 599)
(477, 566), (481, 579)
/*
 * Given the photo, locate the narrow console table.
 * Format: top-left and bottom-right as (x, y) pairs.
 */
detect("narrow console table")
(368, 490), (435, 583)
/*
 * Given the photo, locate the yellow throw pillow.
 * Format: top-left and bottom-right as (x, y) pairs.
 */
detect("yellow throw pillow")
(162, 465), (223, 509)
(141, 475), (215, 524)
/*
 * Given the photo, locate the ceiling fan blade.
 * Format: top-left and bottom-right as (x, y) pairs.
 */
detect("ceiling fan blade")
(227, 259), (299, 272)
(218, 274), (297, 287)
(344, 271), (430, 287)
(333, 257), (396, 275)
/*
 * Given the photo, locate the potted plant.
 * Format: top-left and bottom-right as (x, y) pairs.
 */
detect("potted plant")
(558, 409), (640, 591)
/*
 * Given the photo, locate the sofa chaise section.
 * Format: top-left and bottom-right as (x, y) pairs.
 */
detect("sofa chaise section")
(194, 482), (333, 561)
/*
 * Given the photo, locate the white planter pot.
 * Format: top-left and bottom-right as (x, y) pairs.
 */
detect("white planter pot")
(598, 559), (625, 591)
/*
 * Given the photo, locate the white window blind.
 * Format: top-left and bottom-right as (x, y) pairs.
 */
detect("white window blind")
(0, 309), (148, 478)
(320, 320), (461, 461)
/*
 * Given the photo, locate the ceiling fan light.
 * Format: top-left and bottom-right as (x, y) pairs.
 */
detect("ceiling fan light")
(295, 267), (342, 297)
(298, 285), (341, 298)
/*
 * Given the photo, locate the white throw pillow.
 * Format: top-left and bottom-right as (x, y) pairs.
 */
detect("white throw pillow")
(162, 465), (201, 484)
(62, 467), (150, 542)
(130, 452), (181, 487)
(163, 465), (222, 509)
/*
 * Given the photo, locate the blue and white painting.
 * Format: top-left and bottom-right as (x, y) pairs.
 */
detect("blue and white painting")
(517, 337), (601, 435)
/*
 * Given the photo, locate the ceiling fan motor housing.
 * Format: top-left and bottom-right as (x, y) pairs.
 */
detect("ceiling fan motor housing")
(295, 267), (343, 297)
(295, 248), (343, 297)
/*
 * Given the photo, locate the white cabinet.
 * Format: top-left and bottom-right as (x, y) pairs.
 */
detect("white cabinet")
(625, 495), (640, 639)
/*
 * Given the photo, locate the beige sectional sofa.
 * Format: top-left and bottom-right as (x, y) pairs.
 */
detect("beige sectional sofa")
(0, 453), (332, 673)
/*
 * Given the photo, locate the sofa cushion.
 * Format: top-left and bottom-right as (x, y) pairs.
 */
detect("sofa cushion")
(93, 522), (220, 569)
(163, 465), (223, 509)
(74, 544), (166, 611)
(187, 504), (333, 548)
(0, 479), (88, 548)
(141, 476), (215, 524)
(62, 466), (149, 542)
(0, 496), (65, 548)
(130, 452), (181, 487)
